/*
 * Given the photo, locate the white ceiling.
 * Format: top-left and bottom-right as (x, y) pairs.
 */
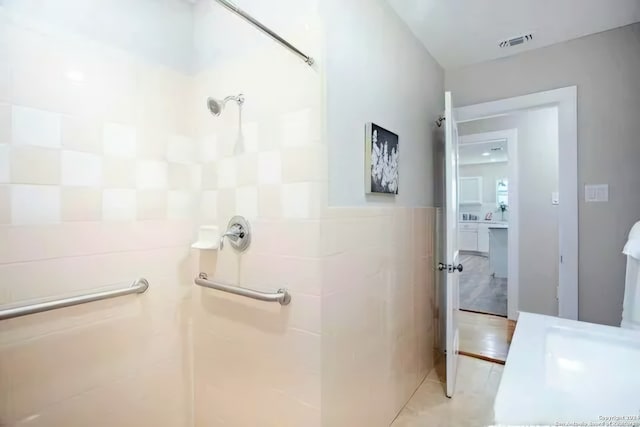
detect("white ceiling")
(388, 0), (640, 69)
(459, 140), (508, 165)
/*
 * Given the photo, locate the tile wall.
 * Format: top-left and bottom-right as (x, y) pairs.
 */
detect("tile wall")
(0, 2), (438, 426)
(321, 207), (437, 426)
(189, 6), (326, 423)
(0, 6), (196, 426)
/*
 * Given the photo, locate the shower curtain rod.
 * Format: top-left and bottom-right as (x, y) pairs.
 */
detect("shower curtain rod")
(213, 0), (315, 66)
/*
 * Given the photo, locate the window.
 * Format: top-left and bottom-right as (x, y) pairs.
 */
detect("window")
(496, 179), (508, 207)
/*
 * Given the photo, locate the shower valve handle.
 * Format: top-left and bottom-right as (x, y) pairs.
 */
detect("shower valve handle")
(218, 216), (251, 252)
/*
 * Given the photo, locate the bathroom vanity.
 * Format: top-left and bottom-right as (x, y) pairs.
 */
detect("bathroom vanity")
(494, 312), (640, 425)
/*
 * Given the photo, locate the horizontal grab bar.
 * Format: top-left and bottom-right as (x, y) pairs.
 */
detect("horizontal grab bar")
(0, 278), (149, 321)
(195, 273), (291, 306)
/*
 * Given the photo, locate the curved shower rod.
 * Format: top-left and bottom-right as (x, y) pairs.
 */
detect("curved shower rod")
(213, 0), (315, 66)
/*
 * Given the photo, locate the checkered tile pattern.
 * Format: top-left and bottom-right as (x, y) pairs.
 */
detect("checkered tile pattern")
(0, 104), (326, 226)
(0, 105), (202, 225)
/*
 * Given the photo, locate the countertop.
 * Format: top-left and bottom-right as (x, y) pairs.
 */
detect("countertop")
(488, 224), (508, 230)
(459, 220), (509, 229)
(494, 312), (640, 426)
(459, 220), (508, 225)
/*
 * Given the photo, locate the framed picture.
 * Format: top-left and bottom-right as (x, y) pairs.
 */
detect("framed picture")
(365, 123), (399, 195)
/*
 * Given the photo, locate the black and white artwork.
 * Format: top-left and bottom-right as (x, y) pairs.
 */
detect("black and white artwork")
(365, 123), (399, 195)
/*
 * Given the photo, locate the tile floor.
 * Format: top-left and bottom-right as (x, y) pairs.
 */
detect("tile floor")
(459, 254), (507, 316)
(391, 355), (503, 427)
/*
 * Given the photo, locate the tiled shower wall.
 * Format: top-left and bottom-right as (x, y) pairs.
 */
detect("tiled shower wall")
(0, 5), (196, 426)
(189, 1), (325, 424)
(321, 207), (436, 426)
(0, 1), (438, 426)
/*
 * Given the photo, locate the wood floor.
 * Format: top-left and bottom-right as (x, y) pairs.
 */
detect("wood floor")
(458, 310), (516, 364)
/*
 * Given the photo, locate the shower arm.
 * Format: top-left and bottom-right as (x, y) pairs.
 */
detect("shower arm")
(222, 94), (244, 136)
(223, 94), (245, 108)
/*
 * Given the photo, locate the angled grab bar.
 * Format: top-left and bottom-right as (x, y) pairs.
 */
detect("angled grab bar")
(0, 278), (149, 321)
(195, 273), (291, 306)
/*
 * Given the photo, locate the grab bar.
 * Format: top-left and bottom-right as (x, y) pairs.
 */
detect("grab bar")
(0, 278), (149, 321)
(195, 273), (291, 306)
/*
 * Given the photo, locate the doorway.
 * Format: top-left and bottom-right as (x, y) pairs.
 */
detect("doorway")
(455, 86), (578, 320)
(456, 129), (519, 364)
(457, 129), (518, 320)
(444, 87), (577, 371)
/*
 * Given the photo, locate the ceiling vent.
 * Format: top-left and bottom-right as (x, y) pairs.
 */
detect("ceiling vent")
(498, 33), (534, 48)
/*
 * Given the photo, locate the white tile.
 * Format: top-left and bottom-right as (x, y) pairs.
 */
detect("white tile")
(168, 190), (193, 220)
(167, 134), (195, 164)
(200, 134), (218, 162)
(61, 151), (102, 187)
(191, 165), (202, 190)
(102, 189), (136, 221)
(12, 106), (61, 148)
(0, 60), (7, 103)
(201, 190), (217, 221)
(281, 109), (311, 147)
(11, 185), (60, 225)
(257, 151), (281, 184)
(136, 160), (167, 189)
(236, 186), (258, 219)
(217, 158), (236, 189)
(242, 122), (259, 153)
(0, 143), (8, 183)
(282, 182), (311, 219)
(103, 123), (136, 158)
(0, 103), (10, 144)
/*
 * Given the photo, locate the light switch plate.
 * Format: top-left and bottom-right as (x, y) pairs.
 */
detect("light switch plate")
(551, 192), (559, 205)
(585, 184), (609, 202)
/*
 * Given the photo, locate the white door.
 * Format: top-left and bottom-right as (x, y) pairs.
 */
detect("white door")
(442, 91), (461, 398)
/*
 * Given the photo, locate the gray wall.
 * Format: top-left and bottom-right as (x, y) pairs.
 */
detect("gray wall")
(323, 0), (444, 207)
(460, 107), (560, 317)
(447, 23), (640, 326)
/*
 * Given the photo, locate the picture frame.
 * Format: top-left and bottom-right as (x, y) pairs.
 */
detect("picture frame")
(365, 122), (399, 195)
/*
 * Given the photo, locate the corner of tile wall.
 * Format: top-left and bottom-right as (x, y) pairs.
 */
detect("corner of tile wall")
(320, 205), (437, 426)
(0, 15), (199, 426)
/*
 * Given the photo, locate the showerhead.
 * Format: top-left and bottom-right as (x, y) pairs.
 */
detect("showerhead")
(207, 98), (223, 116)
(206, 94), (244, 117)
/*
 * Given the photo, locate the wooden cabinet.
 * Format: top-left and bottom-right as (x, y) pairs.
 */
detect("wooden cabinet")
(459, 222), (491, 254)
(459, 176), (483, 205)
(459, 222), (478, 251)
(477, 224), (490, 253)
(459, 231), (478, 251)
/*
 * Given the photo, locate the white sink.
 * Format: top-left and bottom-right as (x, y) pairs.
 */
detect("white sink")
(494, 313), (640, 426)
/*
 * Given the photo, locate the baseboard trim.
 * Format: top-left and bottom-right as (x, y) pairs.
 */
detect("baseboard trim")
(460, 308), (507, 319)
(459, 350), (506, 365)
